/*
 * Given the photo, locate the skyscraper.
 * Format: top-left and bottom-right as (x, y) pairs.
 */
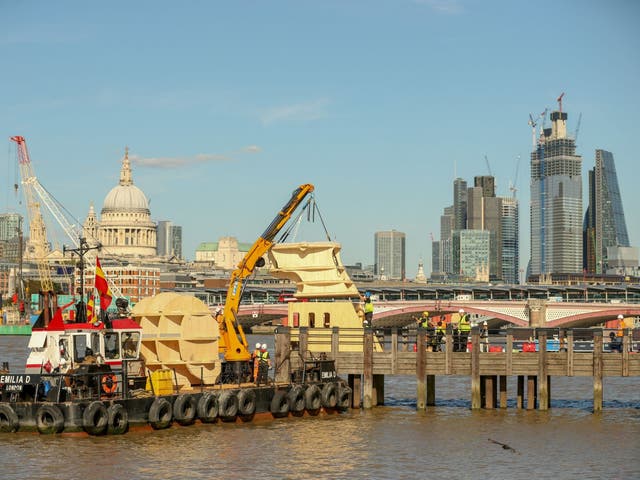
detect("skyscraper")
(467, 176), (502, 281)
(374, 230), (405, 280)
(157, 220), (183, 259)
(500, 197), (519, 284)
(530, 105), (582, 276)
(584, 149), (630, 273)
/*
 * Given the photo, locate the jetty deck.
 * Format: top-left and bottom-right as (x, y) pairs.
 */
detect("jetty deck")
(274, 326), (640, 412)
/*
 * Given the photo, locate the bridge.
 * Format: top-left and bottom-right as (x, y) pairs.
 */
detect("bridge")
(236, 299), (640, 329)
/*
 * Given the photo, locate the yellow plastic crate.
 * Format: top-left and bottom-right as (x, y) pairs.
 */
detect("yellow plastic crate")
(145, 369), (174, 395)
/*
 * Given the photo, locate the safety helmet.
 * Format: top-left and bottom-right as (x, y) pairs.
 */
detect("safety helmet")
(422, 311), (429, 316)
(483, 321), (488, 325)
(261, 343), (267, 350)
(459, 309), (464, 314)
(617, 314), (624, 319)
(255, 342), (261, 349)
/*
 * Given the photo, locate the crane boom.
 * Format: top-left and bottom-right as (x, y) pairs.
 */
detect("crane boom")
(11, 136), (54, 292)
(219, 183), (315, 362)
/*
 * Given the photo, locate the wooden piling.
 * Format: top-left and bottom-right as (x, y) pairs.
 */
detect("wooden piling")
(348, 374), (361, 409)
(527, 376), (537, 410)
(274, 326), (290, 384)
(471, 327), (481, 409)
(622, 329), (630, 377)
(567, 329), (574, 376)
(373, 375), (385, 406)
(426, 375), (435, 406)
(363, 327), (374, 409)
(331, 327), (340, 371)
(416, 328), (426, 410)
(516, 376), (524, 409)
(538, 330), (549, 410)
(593, 330), (603, 412)
(499, 375), (507, 408)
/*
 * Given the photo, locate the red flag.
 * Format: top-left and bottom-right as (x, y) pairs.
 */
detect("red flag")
(86, 293), (95, 324)
(11, 292), (18, 303)
(94, 257), (113, 310)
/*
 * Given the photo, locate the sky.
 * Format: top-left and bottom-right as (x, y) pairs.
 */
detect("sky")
(1, 0), (639, 279)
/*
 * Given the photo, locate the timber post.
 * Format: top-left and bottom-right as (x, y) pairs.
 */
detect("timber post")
(593, 329), (603, 412)
(331, 327), (340, 371)
(471, 327), (481, 409)
(622, 328), (629, 377)
(538, 330), (549, 410)
(567, 329), (574, 376)
(299, 327), (309, 361)
(416, 327), (426, 410)
(274, 326), (291, 384)
(445, 324), (453, 374)
(391, 327), (398, 374)
(363, 327), (374, 409)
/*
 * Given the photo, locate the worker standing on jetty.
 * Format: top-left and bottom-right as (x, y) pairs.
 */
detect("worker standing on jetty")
(458, 309), (471, 352)
(251, 342), (261, 382)
(363, 291), (374, 327)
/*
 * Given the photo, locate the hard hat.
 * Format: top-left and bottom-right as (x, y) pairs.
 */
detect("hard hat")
(422, 311), (429, 316)
(255, 342), (261, 349)
(459, 309), (464, 314)
(617, 314), (624, 319)
(483, 321), (488, 325)
(261, 343), (267, 350)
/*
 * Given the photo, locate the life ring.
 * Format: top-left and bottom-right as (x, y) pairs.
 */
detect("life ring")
(321, 382), (338, 409)
(0, 404), (19, 433)
(337, 385), (352, 411)
(107, 403), (128, 435)
(237, 389), (256, 417)
(173, 394), (197, 426)
(217, 391), (238, 422)
(35, 404), (65, 434)
(101, 373), (118, 396)
(304, 384), (322, 415)
(197, 392), (218, 423)
(148, 398), (172, 430)
(83, 401), (109, 435)
(270, 390), (290, 418)
(288, 385), (305, 416)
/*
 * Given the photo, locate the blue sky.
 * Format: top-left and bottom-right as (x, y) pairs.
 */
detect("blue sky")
(2, 0), (639, 279)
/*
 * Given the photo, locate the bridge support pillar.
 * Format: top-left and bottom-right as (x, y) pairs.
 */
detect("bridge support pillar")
(527, 299), (547, 327)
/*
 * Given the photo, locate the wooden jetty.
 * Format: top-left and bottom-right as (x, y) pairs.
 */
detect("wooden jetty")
(274, 326), (640, 412)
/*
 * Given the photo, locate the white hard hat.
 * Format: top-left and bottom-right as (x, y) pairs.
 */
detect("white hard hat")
(255, 342), (261, 349)
(261, 343), (267, 350)
(459, 309), (464, 314)
(483, 321), (488, 325)
(617, 314), (624, 319)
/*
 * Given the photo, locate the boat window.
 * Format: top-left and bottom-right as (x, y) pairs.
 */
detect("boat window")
(104, 332), (120, 359)
(121, 331), (140, 359)
(308, 312), (315, 328)
(28, 331), (47, 349)
(91, 333), (100, 356)
(323, 312), (330, 328)
(73, 335), (88, 362)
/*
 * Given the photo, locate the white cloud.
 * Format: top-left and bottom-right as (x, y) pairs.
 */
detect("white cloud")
(261, 98), (329, 125)
(414, 0), (465, 14)
(131, 146), (261, 169)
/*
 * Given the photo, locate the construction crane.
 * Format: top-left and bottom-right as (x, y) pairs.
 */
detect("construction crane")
(509, 155), (521, 198)
(528, 108), (548, 148)
(484, 155), (492, 176)
(557, 92), (565, 112)
(574, 112), (582, 143)
(11, 136), (54, 293)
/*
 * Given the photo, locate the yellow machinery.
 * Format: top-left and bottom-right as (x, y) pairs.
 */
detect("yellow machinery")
(217, 183), (314, 380)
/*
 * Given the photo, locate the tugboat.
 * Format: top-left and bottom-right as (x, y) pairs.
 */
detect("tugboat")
(0, 183), (352, 435)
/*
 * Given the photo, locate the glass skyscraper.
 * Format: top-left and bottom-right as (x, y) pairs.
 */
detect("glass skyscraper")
(530, 108), (582, 275)
(584, 149), (629, 273)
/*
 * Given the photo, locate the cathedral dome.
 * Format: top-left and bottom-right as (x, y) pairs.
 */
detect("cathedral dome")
(103, 183), (149, 212)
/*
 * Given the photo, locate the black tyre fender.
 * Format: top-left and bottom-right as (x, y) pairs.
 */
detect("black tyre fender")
(83, 401), (109, 436)
(321, 382), (338, 409)
(36, 404), (65, 435)
(0, 404), (19, 433)
(270, 390), (290, 418)
(148, 397), (173, 430)
(237, 389), (256, 417)
(173, 394), (197, 426)
(197, 392), (218, 423)
(107, 403), (128, 435)
(304, 384), (322, 414)
(337, 384), (352, 411)
(218, 391), (238, 421)
(288, 385), (305, 416)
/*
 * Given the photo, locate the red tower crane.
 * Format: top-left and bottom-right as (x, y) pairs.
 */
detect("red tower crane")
(557, 92), (565, 112)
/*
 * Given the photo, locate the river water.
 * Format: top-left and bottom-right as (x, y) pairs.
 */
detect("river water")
(1, 334), (639, 480)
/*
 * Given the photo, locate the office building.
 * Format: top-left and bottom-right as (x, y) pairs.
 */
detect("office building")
(467, 176), (502, 281)
(157, 221), (183, 259)
(374, 230), (405, 280)
(584, 149), (630, 274)
(500, 197), (520, 284)
(530, 106), (582, 275)
(452, 229), (490, 281)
